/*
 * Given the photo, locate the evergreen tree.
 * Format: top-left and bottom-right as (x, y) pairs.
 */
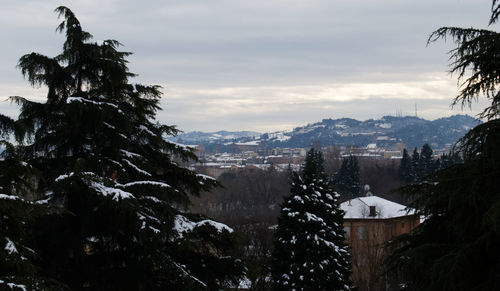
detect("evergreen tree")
(388, 1), (500, 290)
(347, 155), (361, 196)
(418, 143), (434, 178)
(271, 149), (350, 290)
(410, 147), (420, 182)
(399, 148), (412, 182)
(400, 145), (437, 182)
(437, 150), (462, 170)
(333, 157), (348, 193)
(332, 155), (360, 200)
(1, 6), (243, 290)
(0, 139), (68, 290)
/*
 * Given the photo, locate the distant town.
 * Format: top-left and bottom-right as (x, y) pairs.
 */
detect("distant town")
(174, 114), (476, 178)
(179, 138), (453, 178)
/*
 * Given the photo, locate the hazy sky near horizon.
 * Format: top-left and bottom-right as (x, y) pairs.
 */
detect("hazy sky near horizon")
(0, 0), (494, 132)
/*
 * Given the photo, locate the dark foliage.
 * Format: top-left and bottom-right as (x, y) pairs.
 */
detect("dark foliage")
(389, 1), (500, 290)
(332, 155), (361, 200)
(271, 149), (350, 290)
(0, 6), (243, 290)
(389, 121), (500, 290)
(399, 148), (412, 182)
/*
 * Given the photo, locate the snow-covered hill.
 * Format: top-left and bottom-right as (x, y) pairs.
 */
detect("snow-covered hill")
(172, 130), (261, 145)
(172, 115), (480, 150)
(264, 115), (480, 149)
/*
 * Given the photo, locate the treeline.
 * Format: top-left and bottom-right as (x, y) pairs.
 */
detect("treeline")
(192, 152), (412, 228)
(192, 155), (407, 227)
(399, 144), (462, 182)
(191, 166), (289, 225)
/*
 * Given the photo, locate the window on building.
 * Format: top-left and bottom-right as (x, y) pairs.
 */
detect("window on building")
(344, 226), (350, 239)
(357, 226), (367, 239)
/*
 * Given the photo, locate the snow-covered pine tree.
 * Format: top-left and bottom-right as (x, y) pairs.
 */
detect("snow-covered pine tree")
(271, 149), (350, 290)
(2, 6), (243, 290)
(0, 139), (69, 290)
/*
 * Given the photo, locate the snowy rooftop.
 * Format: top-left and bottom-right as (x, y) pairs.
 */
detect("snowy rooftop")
(340, 195), (414, 219)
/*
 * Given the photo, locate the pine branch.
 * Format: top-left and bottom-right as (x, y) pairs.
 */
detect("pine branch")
(429, 27), (500, 119)
(490, 0), (500, 25)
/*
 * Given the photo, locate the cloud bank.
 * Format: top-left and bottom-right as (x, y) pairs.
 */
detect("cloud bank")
(0, 0), (492, 131)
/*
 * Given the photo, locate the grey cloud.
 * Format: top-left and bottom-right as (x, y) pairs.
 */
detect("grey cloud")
(0, 0), (493, 132)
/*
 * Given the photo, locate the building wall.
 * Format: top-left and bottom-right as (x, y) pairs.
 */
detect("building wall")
(344, 216), (420, 291)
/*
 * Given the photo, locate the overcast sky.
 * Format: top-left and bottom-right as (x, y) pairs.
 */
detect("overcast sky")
(0, 0), (494, 132)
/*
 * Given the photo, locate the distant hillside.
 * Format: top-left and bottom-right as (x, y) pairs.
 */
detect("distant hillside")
(173, 115), (480, 150)
(172, 130), (261, 145)
(265, 115), (480, 149)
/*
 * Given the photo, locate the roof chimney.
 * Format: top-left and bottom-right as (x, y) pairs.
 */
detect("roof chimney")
(369, 205), (376, 217)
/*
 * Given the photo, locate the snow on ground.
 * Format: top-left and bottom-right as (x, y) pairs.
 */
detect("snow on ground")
(377, 123), (392, 129)
(267, 131), (292, 141)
